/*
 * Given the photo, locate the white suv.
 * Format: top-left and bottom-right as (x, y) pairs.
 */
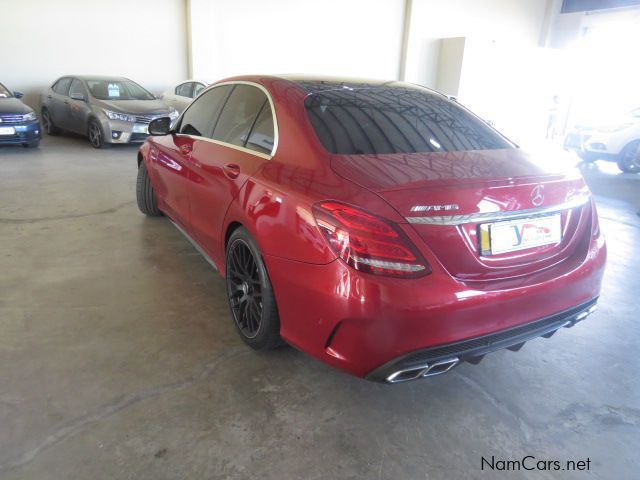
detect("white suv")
(565, 108), (640, 173)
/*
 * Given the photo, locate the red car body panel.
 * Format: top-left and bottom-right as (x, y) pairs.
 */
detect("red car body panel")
(138, 75), (606, 380)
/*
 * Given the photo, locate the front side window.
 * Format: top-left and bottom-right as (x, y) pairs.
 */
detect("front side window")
(176, 82), (193, 98)
(304, 86), (513, 155)
(212, 85), (269, 149)
(0, 83), (12, 98)
(86, 79), (154, 100)
(178, 85), (232, 137)
(53, 78), (72, 95)
(69, 79), (87, 99)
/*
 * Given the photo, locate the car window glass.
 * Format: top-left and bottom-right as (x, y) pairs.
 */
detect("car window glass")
(69, 79), (86, 99)
(245, 102), (275, 155)
(304, 86), (513, 154)
(176, 82), (193, 97)
(178, 85), (232, 137)
(53, 78), (72, 96)
(193, 83), (206, 98)
(86, 79), (154, 100)
(212, 85), (267, 148)
(0, 83), (11, 98)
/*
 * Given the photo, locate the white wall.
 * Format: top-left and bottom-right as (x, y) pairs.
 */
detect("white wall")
(405, 0), (550, 87)
(0, 0), (188, 108)
(188, 0), (405, 82)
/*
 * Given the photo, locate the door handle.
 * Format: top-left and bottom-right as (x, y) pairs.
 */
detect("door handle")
(179, 143), (193, 155)
(47, 95), (52, 99)
(223, 163), (241, 179)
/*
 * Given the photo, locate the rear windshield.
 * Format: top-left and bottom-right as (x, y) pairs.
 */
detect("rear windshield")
(304, 86), (513, 155)
(86, 79), (154, 101)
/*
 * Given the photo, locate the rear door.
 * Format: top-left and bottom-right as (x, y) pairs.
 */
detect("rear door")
(187, 83), (276, 263)
(46, 77), (72, 128)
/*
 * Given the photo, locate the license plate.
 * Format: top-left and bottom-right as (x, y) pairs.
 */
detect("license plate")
(0, 126), (16, 135)
(483, 214), (562, 255)
(132, 124), (148, 134)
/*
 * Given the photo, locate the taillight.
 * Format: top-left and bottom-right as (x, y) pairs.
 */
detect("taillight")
(312, 201), (430, 278)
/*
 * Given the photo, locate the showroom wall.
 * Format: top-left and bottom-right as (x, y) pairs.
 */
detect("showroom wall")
(187, 0), (406, 81)
(404, 0), (551, 87)
(0, 0), (188, 108)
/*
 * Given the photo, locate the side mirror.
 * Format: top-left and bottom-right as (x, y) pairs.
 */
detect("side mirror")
(14, 91), (24, 99)
(148, 117), (172, 136)
(70, 92), (86, 101)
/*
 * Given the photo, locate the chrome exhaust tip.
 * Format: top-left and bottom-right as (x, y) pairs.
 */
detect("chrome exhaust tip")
(386, 357), (460, 383)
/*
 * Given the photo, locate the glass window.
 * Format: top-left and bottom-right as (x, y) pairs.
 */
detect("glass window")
(176, 82), (193, 98)
(213, 85), (268, 148)
(85, 78), (154, 100)
(193, 83), (206, 98)
(245, 102), (275, 155)
(178, 85), (232, 137)
(69, 79), (87, 99)
(304, 86), (514, 155)
(0, 82), (11, 98)
(53, 78), (72, 95)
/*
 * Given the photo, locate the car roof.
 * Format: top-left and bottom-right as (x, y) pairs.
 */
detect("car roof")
(214, 74), (436, 96)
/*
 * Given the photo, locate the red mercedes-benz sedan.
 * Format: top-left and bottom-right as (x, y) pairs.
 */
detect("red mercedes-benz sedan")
(136, 76), (606, 383)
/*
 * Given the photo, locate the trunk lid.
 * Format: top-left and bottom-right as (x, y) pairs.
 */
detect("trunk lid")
(331, 149), (593, 282)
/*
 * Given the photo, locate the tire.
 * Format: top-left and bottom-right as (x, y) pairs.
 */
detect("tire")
(22, 140), (40, 148)
(88, 118), (109, 149)
(226, 227), (281, 350)
(136, 162), (162, 216)
(617, 141), (640, 173)
(41, 108), (60, 135)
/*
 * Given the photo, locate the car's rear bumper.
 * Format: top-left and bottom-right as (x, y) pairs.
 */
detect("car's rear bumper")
(366, 297), (598, 383)
(265, 231), (606, 380)
(0, 121), (41, 145)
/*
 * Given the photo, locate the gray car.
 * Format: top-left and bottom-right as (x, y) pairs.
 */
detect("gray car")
(41, 76), (178, 148)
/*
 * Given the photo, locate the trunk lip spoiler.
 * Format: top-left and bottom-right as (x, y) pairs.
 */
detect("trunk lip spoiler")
(405, 197), (589, 226)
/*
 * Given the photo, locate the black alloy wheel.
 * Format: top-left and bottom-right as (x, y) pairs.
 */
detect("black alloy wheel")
(617, 141), (640, 173)
(225, 227), (281, 349)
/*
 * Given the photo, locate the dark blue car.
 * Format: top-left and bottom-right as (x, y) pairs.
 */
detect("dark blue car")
(0, 82), (41, 148)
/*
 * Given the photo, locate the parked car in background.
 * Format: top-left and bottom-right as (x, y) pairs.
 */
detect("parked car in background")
(161, 80), (209, 113)
(564, 107), (640, 173)
(0, 82), (41, 148)
(136, 76), (605, 382)
(41, 76), (179, 148)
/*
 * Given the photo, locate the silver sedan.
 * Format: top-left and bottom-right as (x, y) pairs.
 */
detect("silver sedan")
(41, 76), (179, 148)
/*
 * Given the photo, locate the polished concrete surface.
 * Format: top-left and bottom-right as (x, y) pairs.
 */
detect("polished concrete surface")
(1, 135), (638, 479)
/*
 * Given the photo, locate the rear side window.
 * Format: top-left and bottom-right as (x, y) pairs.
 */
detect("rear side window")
(53, 78), (72, 95)
(179, 85), (232, 137)
(245, 104), (275, 155)
(212, 85), (268, 150)
(193, 83), (206, 98)
(176, 82), (193, 97)
(304, 86), (513, 154)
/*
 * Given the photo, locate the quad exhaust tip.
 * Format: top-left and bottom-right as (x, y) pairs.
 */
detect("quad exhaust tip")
(383, 303), (598, 384)
(386, 357), (460, 384)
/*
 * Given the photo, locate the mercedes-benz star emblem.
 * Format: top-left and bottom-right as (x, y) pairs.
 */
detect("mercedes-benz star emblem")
(531, 185), (544, 207)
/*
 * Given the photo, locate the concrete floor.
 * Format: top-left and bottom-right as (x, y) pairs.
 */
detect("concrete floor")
(0, 134), (639, 480)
